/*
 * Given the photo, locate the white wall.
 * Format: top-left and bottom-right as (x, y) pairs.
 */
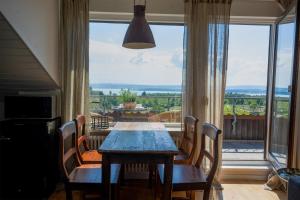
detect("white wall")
(0, 0), (60, 86)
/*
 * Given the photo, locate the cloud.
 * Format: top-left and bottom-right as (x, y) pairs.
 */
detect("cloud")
(275, 47), (294, 87)
(89, 40), (183, 85)
(226, 57), (268, 87)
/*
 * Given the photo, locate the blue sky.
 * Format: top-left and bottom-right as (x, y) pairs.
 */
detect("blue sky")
(90, 23), (276, 87)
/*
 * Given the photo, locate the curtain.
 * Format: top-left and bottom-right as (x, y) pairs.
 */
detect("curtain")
(182, 0), (231, 198)
(60, 0), (89, 123)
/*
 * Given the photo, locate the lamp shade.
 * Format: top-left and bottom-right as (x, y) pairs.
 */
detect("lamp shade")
(122, 5), (155, 49)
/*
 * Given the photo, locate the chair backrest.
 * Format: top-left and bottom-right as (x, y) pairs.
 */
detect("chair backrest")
(195, 123), (222, 184)
(179, 116), (199, 164)
(58, 121), (80, 180)
(75, 115), (90, 164)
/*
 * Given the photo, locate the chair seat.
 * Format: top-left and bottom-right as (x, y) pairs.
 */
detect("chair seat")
(69, 164), (120, 185)
(81, 150), (102, 164)
(157, 164), (207, 191)
(174, 150), (189, 161)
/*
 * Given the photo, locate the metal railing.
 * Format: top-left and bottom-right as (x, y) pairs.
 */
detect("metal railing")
(89, 95), (289, 141)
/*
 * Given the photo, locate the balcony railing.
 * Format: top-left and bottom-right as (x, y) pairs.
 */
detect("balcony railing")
(90, 95), (271, 140)
(90, 94), (182, 123)
(223, 96), (266, 140)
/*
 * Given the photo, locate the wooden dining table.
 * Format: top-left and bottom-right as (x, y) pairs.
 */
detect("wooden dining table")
(98, 122), (179, 200)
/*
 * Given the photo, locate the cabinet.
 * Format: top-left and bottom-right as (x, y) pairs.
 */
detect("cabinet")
(0, 118), (61, 199)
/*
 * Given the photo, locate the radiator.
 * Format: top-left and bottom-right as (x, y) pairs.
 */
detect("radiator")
(87, 133), (182, 173)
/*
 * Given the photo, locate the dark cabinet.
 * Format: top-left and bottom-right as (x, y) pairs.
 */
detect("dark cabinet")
(0, 118), (61, 199)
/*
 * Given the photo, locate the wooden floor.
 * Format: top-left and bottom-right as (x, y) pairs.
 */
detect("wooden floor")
(49, 180), (287, 200)
(221, 180), (286, 200)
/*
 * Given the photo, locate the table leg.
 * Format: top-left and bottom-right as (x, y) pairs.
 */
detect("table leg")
(102, 154), (111, 200)
(162, 156), (173, 200)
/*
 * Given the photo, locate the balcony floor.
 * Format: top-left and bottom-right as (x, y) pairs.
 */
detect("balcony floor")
(222, 140), (264, 160)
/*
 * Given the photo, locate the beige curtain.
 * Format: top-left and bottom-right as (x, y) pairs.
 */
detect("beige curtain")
(60, 0), (89, 122)
(182, 0), (231, 191)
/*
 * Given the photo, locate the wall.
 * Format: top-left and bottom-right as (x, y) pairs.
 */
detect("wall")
(0, 12), (58, 92)
(0, 0), (60, 86)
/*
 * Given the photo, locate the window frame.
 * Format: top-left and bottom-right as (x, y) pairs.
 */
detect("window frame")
(88, 20), (185, 128)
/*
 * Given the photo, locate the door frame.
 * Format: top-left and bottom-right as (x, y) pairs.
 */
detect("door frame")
(268, 0), (300, 169)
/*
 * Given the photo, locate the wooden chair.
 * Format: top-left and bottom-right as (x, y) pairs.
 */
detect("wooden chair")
(157, 123), (222, 200)
(75, 115), (102, 164)
(58, 121), (120, 200)
(149, 116), (198, 187)
(175, 116), (199, 164)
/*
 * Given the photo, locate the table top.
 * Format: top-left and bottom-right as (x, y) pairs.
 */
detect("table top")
(112, 122), (166, 131)
(98, 122), (178, 155)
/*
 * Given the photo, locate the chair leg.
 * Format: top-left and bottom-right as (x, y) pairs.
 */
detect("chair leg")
(186, 191), (195, 200)
(113, 181), (121, 200)
(190, 191), (196, 200)
(65, 187), (72, 200)
(203, 188), (210, 200)
(149, 163), (154, 188)
(120, 164), (125, 185)
(154, 169), (163, 200)
(80, 191), (85, 200)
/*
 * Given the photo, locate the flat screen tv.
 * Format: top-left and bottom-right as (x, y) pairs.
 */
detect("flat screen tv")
(4, 96), (53, 119)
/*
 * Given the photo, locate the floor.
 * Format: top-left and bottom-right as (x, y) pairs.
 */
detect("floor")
(221, 180), (286, 200)
(49, 180), (287, 200)
(222, 140), (264, 160)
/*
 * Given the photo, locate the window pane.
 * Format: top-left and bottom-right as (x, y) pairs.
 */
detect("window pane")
(270, 17), (296, 167)
(223, 25), (270, 160)
(89, 22), (183, 127)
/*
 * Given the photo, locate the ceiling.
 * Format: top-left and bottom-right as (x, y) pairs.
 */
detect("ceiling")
(0, 12), (58, 94)
(90, 0), (284, 23)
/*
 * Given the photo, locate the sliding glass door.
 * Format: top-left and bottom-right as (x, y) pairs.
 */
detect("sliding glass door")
(269, 6), (297, 168)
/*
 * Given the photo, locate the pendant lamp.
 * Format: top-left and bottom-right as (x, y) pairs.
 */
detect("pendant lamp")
(122, 0), (156, 49)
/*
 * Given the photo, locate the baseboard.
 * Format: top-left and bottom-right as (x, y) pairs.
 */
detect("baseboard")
(221, 160), (272, 181)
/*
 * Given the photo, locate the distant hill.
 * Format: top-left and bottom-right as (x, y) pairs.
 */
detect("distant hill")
(90, 83), (181, 92)
(226, 85), (266, 95)
(90, 83), (289, 96)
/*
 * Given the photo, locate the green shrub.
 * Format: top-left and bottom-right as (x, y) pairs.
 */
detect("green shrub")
(120, 89), (137, 102)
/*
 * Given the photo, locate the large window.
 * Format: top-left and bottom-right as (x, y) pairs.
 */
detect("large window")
(222, 25), (270, 160)
(89, 22), (184, 125)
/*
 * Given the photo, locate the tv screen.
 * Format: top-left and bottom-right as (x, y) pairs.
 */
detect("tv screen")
(4, 96), (52, 119)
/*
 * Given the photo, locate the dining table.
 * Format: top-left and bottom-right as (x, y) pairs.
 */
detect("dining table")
(98, 122), (179, 200)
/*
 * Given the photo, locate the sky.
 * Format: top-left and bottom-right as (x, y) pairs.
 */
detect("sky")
(274, 22), (295, 88)
(89, 22), (184, 85)
(226, 25), (270, 87)
(89, 23), (293, 88)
